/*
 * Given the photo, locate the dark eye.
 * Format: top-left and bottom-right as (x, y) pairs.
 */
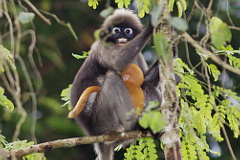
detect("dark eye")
(112, 27), (121, 34)
(124, 28), (133, 34)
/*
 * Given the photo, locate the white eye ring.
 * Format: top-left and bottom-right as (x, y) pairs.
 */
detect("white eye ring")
(124, 28), (133, 34)
(112, 27), (121, 34)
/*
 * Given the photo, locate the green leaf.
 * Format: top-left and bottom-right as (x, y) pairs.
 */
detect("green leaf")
(174, 58), (194, 74)
(227, 105), (240, 138)
(100, 7), (114, 18)
(0, 45), (15, 73)
(149, 111), (165, 134)
(139, 111), (165, 134)
(180, 0), (187, 10)
(18, 12), (35, 24)
(72, 51), (89, 59)
(168, 17), (188, 32)
(138, 112), (150, 129)
(151, 5), (164, 27)
(153, 32), (169, 58)
(144, 100), (159, 112)
(209, 17), (232, 49)
(168, 0), (175, 12)
(4, 140), (46, 159)
(137, 0), (150, 18)
(143, 4), (150, 14)
(94, 29), (101, 40)
(207, 64), (220, 81)
(115, 0), (131, 8)
(0, 87), (14, 111)
(176, 1), (183, 17)
(115, 0), (123, 8)
(124, 138), (158, 160)
(88, 0), (98, 9)
(60, 85), (72, 107)
(138, 9), (145, 18)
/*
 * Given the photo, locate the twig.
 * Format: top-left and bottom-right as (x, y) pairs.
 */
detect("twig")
(22, 0), (51, 25)
(221, 126), (237, 160)
(182, 32), (240, 75)
(40, 10), (78, 41)
(3, 131), (150, 159)
(229, 26), (240, 31)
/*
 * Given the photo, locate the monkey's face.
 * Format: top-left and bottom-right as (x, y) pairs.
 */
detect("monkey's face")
(110, 26), (134, 45)
(105, 25), (140, 46)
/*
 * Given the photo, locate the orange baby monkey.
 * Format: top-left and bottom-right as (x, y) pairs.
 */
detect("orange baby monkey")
(68, 64), (144, 118)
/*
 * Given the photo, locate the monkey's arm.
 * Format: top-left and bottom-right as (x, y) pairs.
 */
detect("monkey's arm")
(68, 86), (101, 118)
(144, 60), (160, 87)
(96, 19), (154, 72)
(118, 21), (154, 70)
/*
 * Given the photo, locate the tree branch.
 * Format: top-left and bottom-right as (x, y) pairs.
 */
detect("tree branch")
(156, 1), (182, 160)
(182, 32), (240, 75)
(2, 131), (151, 159)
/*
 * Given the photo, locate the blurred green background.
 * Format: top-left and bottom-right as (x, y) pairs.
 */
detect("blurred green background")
(1, 0), (240, 159)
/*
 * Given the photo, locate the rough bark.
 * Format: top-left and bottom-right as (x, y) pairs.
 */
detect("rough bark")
(1, 131), (151, 160)
(157, 1), (182, 159)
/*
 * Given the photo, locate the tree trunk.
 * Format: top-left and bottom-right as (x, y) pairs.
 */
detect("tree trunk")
(157, 0), (182, 159)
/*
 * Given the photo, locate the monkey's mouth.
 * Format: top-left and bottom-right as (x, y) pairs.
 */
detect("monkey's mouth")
(117, 38), (128, 46)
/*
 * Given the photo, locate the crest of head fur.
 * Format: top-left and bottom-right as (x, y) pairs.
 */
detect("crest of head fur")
(102, 8), (143, 32)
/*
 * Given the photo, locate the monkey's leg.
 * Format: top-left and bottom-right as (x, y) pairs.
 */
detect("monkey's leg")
(91, 71), (137, 160)
(68, 86), (100, 118)
(92, 71), (137, 134)
(94, 143), (113, 160)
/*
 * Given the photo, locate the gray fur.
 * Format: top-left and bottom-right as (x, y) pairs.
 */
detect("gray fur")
(70, 9), (160, 160)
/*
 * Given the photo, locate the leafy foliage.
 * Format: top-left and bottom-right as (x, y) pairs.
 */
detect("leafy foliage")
(100, 7), (115, 18)
(136, 0), (151, 18)
(153, 32), (169, 59)
(139, 110), (165, 134)
(115, 0), (131, 8)
(175, 46), (240, 160)
(0, 134), (46, 160)
(0, 45), (15, 112)
(124, 137), (158, 160)
(88, 0), (99, 9)
(216, 45), (240, 69)
(209, 17), (232, 49)
(168, 17), (188, 32)
(0, 87), (14, 111)
(72, 51), (90, 59)
(0, 45), (15, 73)
(151, 5), (164, 27)
(138, 101), (165, 134)
(168, 0), (187, 17)
(60, 85), (72, 108)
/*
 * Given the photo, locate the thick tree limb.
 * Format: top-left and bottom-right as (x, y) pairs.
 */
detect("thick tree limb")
(156, 1), (182, 160)
(1, 131), (151, 159)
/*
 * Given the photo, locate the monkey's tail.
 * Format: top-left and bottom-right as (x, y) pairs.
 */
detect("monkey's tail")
(68, 86), (101, 118)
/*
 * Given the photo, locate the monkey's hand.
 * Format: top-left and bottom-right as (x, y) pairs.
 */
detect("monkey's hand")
(144, 14), (154, 36)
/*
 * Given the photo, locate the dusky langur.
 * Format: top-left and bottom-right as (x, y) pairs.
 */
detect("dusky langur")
(70, 9), (161, 160)
(68, 63), (144, 118)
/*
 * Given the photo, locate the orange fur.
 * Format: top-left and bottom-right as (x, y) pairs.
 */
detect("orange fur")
(121, 64), (144, 115)
(68, 64), (144, 118)
(68, 86), (100, 118)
